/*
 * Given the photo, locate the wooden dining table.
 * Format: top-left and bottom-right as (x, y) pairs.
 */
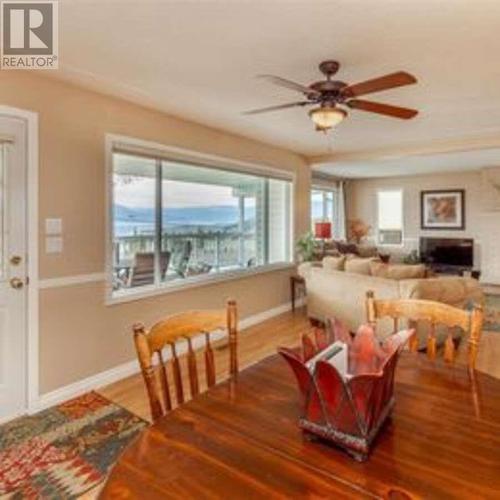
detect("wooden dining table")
(101, 352), (500, 499)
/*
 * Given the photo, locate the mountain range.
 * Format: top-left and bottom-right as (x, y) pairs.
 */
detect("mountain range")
(114, 204), (256, 226)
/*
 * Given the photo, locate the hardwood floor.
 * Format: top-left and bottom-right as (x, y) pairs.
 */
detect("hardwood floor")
(99, 307), (500, 422)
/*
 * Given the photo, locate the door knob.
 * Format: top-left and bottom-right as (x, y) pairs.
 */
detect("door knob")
(10, 255), (22, 266)
(10, 277), (24, 289)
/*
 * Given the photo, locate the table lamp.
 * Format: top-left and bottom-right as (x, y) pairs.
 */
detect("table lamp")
(314, 221), (332, 257)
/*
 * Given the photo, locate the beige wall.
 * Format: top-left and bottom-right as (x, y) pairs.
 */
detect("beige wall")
(347, 171), (483, 266)
(0, 72), (310, 393)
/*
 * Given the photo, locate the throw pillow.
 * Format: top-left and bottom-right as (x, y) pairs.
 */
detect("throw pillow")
(370, 262), (426, 280)
(324, 240), (338, 252)
(337, 241), (359, 255)
(345, 257), (378, 275)
(322, 255), (346, 271)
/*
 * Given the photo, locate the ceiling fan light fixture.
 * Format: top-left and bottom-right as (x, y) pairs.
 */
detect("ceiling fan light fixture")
(308, 106), (346, 130)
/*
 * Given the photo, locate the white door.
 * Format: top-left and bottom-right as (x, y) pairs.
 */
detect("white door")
(0, 116), (27, 422)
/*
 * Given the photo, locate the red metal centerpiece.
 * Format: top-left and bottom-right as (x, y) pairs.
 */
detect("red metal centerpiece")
(278, 319), (413, 461)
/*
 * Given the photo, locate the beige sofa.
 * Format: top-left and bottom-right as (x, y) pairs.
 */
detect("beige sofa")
(298, 261), (484, 345)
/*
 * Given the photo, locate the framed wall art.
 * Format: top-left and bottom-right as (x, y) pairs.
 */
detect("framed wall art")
(421, 189), (465, 230)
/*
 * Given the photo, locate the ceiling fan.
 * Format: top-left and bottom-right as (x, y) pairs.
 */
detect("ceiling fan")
(243, 60), (418, 132)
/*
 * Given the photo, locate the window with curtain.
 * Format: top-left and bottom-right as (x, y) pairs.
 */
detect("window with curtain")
(377, 190), (403, 245)
(111, 151), (292, 296)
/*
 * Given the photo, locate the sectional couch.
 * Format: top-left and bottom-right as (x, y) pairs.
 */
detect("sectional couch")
(298, 257), (484, 346)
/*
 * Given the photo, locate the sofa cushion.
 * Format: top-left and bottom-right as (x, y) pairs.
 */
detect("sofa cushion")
(370, 262), (426, 280)
(322, 255), (346, 271)
(357, 245), (379, 258)
(345, 256), (378, 275)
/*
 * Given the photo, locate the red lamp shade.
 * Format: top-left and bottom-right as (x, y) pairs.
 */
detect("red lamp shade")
(315, 221), (332, 239)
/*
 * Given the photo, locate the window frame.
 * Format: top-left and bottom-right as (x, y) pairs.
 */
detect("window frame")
(311, 185), (342, 240)
(310, 186), (337, 226)
(105, 134), (295, 305)
(376, 189), (404, 247)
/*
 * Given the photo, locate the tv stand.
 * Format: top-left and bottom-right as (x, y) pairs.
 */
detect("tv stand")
(431, 264), (467, 275)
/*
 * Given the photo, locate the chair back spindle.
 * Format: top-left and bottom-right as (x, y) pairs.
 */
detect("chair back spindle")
(204, 332), (216, 388)
(157, 350), (172, 412)
(134, 299), (238, 421)
(170, 342), (185, 405)
(186, 336), (199, 397)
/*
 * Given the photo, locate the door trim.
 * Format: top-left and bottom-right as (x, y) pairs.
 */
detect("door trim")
(0, 106), (39, 414)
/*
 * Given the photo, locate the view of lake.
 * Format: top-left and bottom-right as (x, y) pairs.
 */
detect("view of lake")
(114, 200), (322, 236)
(114, 204), (258, 236)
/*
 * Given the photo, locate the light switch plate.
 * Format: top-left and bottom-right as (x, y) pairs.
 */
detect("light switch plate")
(45, 218), (62, 235)
(45, 236), (63, 254)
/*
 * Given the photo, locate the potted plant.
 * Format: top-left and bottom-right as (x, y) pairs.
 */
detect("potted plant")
(296, 232), (317, 262)
(403, 250), (421, 265)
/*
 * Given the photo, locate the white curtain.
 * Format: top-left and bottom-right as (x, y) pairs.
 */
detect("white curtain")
(335, 181), (347, 241)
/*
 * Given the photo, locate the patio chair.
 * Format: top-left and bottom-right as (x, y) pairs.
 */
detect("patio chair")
(128, 251), (170, 287)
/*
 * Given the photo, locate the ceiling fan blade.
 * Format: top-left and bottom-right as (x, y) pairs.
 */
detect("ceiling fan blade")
(242, 101), (312, 115)
(346, 99), (418, 119)
(257, 74), (320, 97)
(342, 71), (417, 98)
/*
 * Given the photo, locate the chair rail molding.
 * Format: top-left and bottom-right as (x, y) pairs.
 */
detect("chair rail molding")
(38, 273), (106, 289)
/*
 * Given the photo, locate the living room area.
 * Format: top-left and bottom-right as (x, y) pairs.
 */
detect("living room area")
(0, 1), (499, 498)
(302, 161), (500, 377)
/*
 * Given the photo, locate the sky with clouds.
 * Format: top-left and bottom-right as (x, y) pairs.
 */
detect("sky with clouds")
(114, 177), (239, 208)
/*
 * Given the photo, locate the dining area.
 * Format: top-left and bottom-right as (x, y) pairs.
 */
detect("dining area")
(98, 295), (500, 499)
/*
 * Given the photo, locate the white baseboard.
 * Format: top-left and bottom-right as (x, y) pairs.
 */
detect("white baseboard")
(481, 276), (500, 286)
(0, 410), (26, 425)
(29, 300), (300, 414)
(29, 359), (139, 413)
(239, 300), (301, 329)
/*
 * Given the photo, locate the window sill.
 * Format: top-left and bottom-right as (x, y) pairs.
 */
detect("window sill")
(106, 262), (295, 306)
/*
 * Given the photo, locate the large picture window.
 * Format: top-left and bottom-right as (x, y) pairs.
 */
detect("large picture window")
(110, 149), (292, 297)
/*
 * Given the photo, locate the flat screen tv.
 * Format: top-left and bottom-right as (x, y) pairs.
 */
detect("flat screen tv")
(419, 237), (473, 268)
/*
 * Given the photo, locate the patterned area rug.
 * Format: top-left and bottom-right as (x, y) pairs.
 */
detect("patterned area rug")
(0, 392), (147, 499)
(485, 295), (500, 332)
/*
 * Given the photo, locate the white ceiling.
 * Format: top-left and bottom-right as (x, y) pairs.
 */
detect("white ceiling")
(314, 148), (500, 179)
(52, 0), (500, 176)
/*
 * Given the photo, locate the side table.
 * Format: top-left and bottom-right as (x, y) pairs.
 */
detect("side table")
(290, 275), (306, 312)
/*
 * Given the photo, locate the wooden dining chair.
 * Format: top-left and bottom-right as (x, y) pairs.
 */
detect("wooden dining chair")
(133, 299), (238, 421)
(365, 290), (484, 370)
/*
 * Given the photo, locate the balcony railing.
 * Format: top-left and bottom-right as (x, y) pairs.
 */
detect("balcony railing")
(113, 231), (258, 290)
